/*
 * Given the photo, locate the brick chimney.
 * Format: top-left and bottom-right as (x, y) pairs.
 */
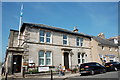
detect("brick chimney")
(73, 26), (78, 32)
(98, 33), (105, 39)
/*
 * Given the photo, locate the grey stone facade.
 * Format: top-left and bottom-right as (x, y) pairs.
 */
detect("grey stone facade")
(4, 23), (119, 75)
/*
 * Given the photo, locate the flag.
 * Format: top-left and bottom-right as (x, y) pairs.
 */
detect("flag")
(20, 4), (23, 17)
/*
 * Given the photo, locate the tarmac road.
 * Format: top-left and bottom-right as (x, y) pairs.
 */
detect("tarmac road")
(69, 71), (120, 80)
(71, 71), (120, 78)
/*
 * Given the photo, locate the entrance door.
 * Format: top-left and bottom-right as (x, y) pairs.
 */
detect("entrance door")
(64, 52), (69, 69)
(12, 55), (22, 73)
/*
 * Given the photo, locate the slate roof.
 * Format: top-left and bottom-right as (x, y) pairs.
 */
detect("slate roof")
(21, 23), (91, 39)
(92, 36), (118, 47)
(20, 23), (118, 47)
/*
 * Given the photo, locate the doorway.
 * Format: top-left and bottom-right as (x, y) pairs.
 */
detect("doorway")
(12, 55), (22, 73)
(64, 52), (69, 69)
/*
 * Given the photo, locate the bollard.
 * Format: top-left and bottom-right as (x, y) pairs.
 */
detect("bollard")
(5, 72), (7, 80)
(22, 67), (25, 78)
(51, 70), (53, 80)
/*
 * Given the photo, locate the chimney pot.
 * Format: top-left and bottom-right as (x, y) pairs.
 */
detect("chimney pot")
(73, 26), (78, 32)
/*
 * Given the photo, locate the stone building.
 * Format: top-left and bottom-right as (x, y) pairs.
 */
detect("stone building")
(5, 23), (92, 75)
(4, 23), (119, 75)
(91, 33), (119, 65)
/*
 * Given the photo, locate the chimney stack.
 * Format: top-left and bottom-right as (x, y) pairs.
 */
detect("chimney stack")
(98, 33), (105, 39)
(73, 26), (78, 32)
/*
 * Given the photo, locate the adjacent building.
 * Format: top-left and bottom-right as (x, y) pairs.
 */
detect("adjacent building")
(4, 23), (119, 75)
(91, 33), (119, 65)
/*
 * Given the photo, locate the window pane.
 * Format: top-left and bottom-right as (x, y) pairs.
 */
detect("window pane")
(46, 32), (51, 37)
(63, 35), (67, 39)
(80, 38), (83, 46)
(78, 59), (81, 64)
(63, 40), (67, 44)
(77, 42), (79, 46)
(46, 59), (51, 65)
(40, 30), (45, 36)
(82, 59), (84, 63)
(81, 43), (83, 46)
(39, 51), (44, 57)
(40, 37), (44, 42)
(81, 53), (84, 58)
(80, 38), (83, 41)
(46, 51), (51, 57)
(78, 53), (80, 58)
(46, 38), (50, 43)
(77, 37), (79, 41)
(39, 59), (44, 65)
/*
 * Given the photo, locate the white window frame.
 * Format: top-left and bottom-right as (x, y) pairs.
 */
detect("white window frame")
(76, 37), (79, 46)
(78, 53), (81, 64)
(39, 30), (45, 43)
(39, 50), (52, 66)
(39, 30), (52, 44)
(78, 53), (86, 64)
(80, 38), (83, 46)
(45, 51), (52, 66)
(46, 31), (51, 43)
(39, 50), (45, 66)
(63, 34), (68, 45)
(76, 37), (83, 47)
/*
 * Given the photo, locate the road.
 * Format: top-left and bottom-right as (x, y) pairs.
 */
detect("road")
(68, 71), (120, 80)
(71, 71), (119, 78)
(1, 71), (120, 80)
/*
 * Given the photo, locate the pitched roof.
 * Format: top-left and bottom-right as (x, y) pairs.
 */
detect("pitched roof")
(21, 23), (91, 39)
(92, 36), (118, 47)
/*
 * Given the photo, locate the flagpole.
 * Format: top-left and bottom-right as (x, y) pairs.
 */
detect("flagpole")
(18, 4), (23, 46)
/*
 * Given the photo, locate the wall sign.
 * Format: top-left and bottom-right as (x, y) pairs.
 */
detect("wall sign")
(38, 67), (49, 72)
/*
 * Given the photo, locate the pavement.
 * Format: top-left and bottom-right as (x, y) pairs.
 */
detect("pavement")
(1, 72), (80, 79)
(25, 72), (80, 78)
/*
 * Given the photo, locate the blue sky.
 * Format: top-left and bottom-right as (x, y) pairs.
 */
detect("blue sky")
(1, 2), (118, 62)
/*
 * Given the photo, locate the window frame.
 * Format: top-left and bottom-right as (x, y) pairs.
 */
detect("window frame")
(39, 50), (52, 66)
(76, 37), (83, 47)
(39, 50), (45, 66)
(78, 52), (86, 64)
(46, 31), (51, 43)
(45, 51), (52, 66)
(39, 30), (52, 44)
(63, 34), (68, 45)
(39, 30), (45, 43)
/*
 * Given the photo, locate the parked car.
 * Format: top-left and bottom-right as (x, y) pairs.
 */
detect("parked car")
(79, 62), (106, 75)
(105, 62), (120, 71)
